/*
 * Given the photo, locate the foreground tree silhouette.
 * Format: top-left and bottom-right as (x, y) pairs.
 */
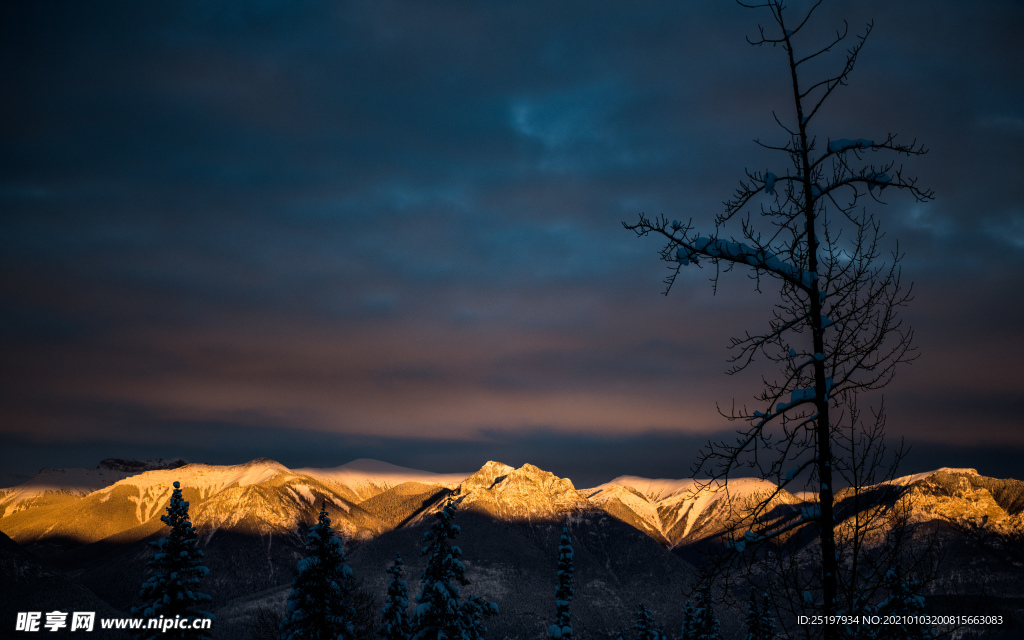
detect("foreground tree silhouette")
(867, 571), (933, 640)
(679, 599), (695, 640)
(548, 527), (574, 640)
(411, 496), (497, 640)
(625, 1), (932, 638)
(632, 603), (657, 640)
(280, 503), (357, 640)
(380, 554), (412, 640)
(132, 481), (213, 640)
(760, 592), (776, 640)
(743, 588), (776, 640)
(690, 585), (721, 640)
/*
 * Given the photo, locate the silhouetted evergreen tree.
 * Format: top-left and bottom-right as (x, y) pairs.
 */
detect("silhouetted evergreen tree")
(280, 503), (357, 640)
(744, 588), (761, 640)
(548, 526), (574, 640)
(633, 604), (657, 640)
(744, 588), (777, 640)
(874, 574), (933, 640)
(460, 595), (498, 640)
(411, 496), (497, 640)
(132, 480), (212, 640)
(760, 592), (776, 640)
(679, 600), (695, 640)
(380, 554), (411, 640)
(690, 585), (720, 640)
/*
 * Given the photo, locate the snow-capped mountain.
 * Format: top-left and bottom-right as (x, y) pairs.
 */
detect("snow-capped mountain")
(890, 467), (1024, 534)
(586, 475), (799, 547)
(297, 458), (469, 502)
(0, 458), (186, 518)
(456, 462), (591, 523)
(3, 459), (1023, 549)
(4, 456), (460, 547)
(2, 459), (1023, 639)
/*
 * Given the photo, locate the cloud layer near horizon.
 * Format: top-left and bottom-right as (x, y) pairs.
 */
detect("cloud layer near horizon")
(2, 1), (1022, 476)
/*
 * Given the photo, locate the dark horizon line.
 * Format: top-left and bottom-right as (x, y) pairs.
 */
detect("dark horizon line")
(3, 434), (1022, 491)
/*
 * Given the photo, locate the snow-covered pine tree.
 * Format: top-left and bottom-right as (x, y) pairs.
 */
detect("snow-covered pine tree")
(744, 588), (777, 640)
(460, 595), (499, 640)
(679, 600), (695, 640)
(548, 526), (574, 640)
(411, 496), (466, 639)
(872, 574), (933, 640)
(131, 480), (212, 640)
(633, 603), (657, 640)
(280, 502), (357, 640)
(760, 592), (776, 640)
(690, 585), (721, 640)
(380, 554), (412, 640)
(744, 588), (762, 640)
(411, 496), (497, 640)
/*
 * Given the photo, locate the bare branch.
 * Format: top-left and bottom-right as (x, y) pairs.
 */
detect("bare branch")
(625, 2), (932, 635)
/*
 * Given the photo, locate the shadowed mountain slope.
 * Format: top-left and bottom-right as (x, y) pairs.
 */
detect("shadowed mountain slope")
(2, 460), (1023, 638)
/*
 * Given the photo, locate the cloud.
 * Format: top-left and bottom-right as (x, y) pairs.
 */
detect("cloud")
(983, 211), (1024, 249)
(2, 0), (1023, 480)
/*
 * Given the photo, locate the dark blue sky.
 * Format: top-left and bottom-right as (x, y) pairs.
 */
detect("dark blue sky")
(2, 0), (1022, 486)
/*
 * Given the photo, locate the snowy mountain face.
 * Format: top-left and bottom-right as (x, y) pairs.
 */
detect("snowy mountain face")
(2, 460), (1023, 639)
(0, 458), (387, 545)
(586, 476), (801, 548)
(0, 458), (185, 519)
(582, 467), (1024, 549)
(2, 460), (1022, 549)
(296, 458), (470, 503)
(895, 468), (1024, 534)
(456, 462), (592, 523)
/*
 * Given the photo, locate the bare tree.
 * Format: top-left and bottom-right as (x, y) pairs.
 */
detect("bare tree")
(724, 402), (940, 640)
(624, 2), (933, 638)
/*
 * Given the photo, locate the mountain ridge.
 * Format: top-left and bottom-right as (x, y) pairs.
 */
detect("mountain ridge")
(2, 458), (1023, 640)
(3, 458), (1022, 549)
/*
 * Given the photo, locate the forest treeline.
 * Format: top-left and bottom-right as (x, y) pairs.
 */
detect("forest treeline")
(134, 481), (934, 640)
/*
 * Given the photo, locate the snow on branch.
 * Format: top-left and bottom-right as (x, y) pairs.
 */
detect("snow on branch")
(675, 237), (818, 290)
(826, 138), (873, 153)
(775, 377), (833, 413)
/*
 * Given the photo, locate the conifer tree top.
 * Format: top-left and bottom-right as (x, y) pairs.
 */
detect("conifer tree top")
(132, 481), (212, 639)
(280, 503), (357, 640)
(412, 495), (496, 640)
(381, 553), (412, 640)
(549, 526), (574, 640)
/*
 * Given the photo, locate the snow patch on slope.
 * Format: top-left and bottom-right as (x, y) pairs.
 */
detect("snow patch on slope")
(587, 476), (782, 542)
(96, 458), (295, 513)
(1, 467), (136, 517)
(585, 484), (664, 535)
(887, 468), (979, 487)
(597, 476), (704, 502)
(301, 458), (471, 502)
(287, 484), (317, 505)
(457, 462), (590, 522)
